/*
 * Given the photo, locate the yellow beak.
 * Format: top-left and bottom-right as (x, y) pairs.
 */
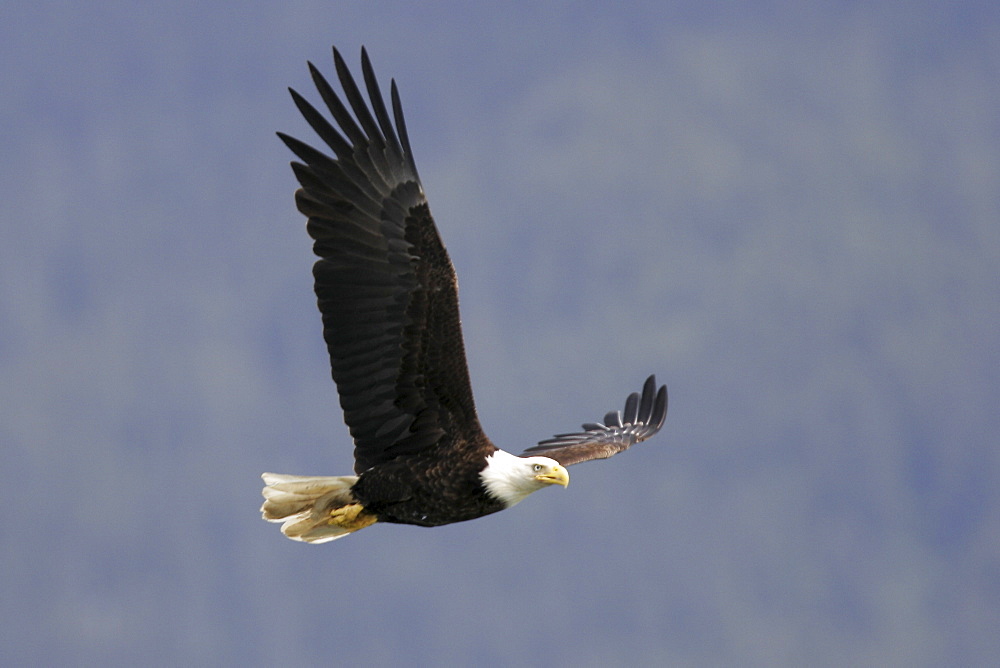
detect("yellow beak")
(535, 465), (569, 488)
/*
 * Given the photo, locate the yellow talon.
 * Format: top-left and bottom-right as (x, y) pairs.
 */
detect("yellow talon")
(328, 504), (377, 531)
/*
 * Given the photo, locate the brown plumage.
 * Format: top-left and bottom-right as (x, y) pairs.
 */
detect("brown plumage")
(261, 46), (668, 543)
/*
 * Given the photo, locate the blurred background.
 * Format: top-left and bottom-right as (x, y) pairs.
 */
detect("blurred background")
(2, 1), (997, 665)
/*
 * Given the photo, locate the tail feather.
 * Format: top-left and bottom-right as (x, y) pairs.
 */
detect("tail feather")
(260, 473), (371, 544)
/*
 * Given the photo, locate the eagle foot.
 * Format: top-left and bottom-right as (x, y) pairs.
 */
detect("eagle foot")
(329, 503), (377, 531)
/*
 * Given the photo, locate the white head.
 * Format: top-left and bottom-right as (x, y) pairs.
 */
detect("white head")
(480, 449), (570, 508)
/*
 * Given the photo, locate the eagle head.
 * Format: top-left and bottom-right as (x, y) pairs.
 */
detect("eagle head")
(480, 449), (569, 508)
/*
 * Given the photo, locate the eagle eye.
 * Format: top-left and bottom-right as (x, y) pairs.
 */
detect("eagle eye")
(532, 464), (543, 472)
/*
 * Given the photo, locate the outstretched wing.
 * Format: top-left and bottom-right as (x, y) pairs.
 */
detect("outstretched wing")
(278, 47), (488, 473)
(522, 375), (668, 467)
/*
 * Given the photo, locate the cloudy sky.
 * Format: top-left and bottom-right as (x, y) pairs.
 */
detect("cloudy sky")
(2, 1), (998, 665)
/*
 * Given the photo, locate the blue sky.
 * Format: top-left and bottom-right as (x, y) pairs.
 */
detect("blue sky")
(2, 2), (998, 665)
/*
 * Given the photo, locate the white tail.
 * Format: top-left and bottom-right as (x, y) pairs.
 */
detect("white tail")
(260, 473), (375, 543)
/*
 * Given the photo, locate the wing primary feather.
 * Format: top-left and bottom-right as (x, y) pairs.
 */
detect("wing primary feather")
(638, 374), (656, 422)
(333, 47), (387, 147)
(623, 392), (639, 424)
(390, 80), (421, 183)
(308, 60), (368, 149)
(288, 87), (352, 160)
(360, 47), (405, 177)
(333, 47), (395, 184)
(653, 385), (668, 430)
(309, 60), (394, 193)
(520, 375), (669, 466)
(307, 60), (394, 197)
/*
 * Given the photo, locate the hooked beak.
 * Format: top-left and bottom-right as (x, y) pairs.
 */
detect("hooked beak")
(535, 465), (569, 488)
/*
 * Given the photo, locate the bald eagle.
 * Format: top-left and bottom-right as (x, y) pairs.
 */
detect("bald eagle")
(261, 47), (669, 543)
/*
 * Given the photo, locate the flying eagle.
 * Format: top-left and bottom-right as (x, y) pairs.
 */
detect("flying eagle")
(261, 47), (668, 543)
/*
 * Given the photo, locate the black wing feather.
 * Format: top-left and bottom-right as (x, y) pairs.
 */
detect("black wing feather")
(331, 48), (396, 187)
(522, 375), (668, 467)
(390, 81), (421, 181)
(280, 47), (490, 473)
(360, 48), (406, 182)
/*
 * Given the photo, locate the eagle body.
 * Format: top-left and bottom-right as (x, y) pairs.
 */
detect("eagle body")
(261, 47), (668, 543)
(351, 443), (506, 527)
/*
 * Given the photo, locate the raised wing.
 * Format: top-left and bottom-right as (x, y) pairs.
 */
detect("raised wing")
(522, 375), (668, 467)
(278, 47), (487, 473)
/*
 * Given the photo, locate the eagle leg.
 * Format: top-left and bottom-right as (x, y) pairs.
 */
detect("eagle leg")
(329, 503), (378, 531)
